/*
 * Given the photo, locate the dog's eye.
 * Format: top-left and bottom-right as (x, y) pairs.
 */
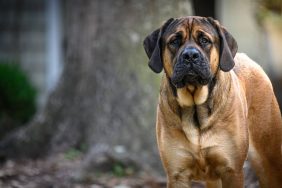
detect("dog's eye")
(169, 37), (182, 48)
(199, 36), (210, 45)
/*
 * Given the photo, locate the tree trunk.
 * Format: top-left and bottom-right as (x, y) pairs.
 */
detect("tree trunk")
(0, 0), (192, 173)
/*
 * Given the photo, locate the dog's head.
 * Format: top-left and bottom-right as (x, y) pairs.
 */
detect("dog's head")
(143, 16), (237, 88)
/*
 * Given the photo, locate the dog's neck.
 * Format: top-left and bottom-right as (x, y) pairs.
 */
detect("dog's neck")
(163, 71), (231, 105)
(160, 71), (233, 128)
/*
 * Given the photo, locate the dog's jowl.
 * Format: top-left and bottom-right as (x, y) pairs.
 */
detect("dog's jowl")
(143, 16), (282, 188)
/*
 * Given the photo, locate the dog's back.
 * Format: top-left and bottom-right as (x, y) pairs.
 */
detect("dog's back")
(234, 53), (282, 187)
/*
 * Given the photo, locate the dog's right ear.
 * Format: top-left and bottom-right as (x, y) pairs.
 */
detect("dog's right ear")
(143, 18), (174, 73)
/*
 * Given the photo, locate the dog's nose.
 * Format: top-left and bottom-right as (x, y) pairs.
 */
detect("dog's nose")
(182, 47), (200, 63)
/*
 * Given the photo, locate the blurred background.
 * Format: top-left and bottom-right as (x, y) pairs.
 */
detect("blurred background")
(0, 0), (281, 187)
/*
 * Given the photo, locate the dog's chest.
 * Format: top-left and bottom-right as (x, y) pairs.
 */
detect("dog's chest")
(176, 108), (231, 179)
(180, 106), (212, 146)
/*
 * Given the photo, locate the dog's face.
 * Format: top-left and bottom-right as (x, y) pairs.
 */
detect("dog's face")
(143, 16), (238, 88)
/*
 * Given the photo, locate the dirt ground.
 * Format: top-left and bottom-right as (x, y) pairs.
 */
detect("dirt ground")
(0, 154), (206, 188)
(0, 153), (258, 188)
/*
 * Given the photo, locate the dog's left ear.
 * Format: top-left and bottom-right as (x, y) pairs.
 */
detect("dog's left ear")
(207, 17), (238, 72)
(143, 18), (174, 73)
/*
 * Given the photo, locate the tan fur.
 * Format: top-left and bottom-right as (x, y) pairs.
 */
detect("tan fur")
(154, 18), (282, 188)
(177, 85), (209, 107)
(194, 85), (209, 105)
(209, 47), (219, 75)
(163, 47), (174, 77)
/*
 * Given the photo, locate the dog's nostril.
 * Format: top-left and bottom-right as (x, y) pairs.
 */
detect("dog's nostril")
(182, 48), (200, 62)
(192, 53), (199, 59)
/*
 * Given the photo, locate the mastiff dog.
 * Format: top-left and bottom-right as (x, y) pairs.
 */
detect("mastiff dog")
(143, 16), (282, 188)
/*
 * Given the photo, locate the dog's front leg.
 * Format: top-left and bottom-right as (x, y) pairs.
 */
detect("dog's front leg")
(167, 178), (191, 188)
(206, 179), (222, 188)
(220, 170), (244, 188)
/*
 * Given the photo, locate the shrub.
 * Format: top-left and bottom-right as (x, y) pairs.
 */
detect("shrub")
(0, 62), (37, 138)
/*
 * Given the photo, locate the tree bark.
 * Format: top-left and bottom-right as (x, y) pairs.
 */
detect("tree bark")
(0, 0), (192, 172)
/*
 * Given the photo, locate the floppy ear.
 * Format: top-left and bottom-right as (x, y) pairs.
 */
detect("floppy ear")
(207, 17), (238, 72)
(143, 18), (174, 73)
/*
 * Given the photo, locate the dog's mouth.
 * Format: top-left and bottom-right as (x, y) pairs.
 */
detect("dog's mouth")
(171, 61), (211, 88)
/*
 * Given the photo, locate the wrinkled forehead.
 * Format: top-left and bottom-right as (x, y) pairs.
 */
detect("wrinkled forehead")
(163, 16), (218, 38)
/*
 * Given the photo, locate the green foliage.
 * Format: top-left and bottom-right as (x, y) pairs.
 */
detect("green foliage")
(0, 62), (37, 137)
(64, 148), (82, 160)
(112, 162), (135, 177)
(260, 0), (282, 14)
(256, 0), (282, 27)
(113, 163), (125, 177)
